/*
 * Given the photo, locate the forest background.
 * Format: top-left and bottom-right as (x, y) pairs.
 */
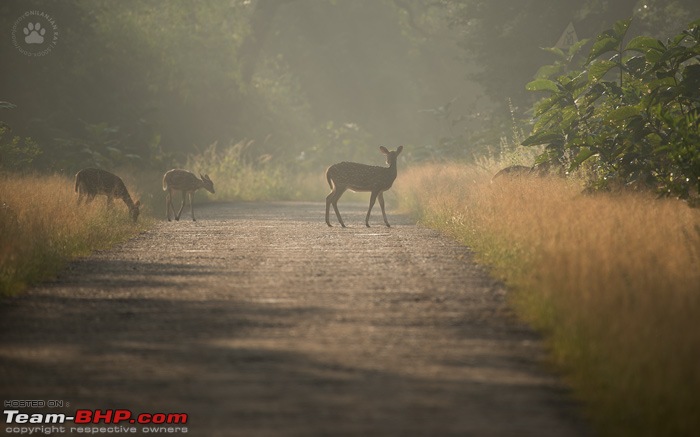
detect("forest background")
(2, 0), (698, 195)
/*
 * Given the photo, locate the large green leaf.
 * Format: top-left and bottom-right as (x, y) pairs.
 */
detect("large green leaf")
(680, 64), (700, 96)
(625, 36), (664, 54)
(526, 79), (559, 93)
(563, 72), (589, 94)
(522, 130), (565, 147)
(534, 94), (565, 117)
(588, 60), (617, 81)
(658, 46), (691, 64)
(535, 63), (564, 79)
(587, 38), (619, 63)
(613, 19), (632, 39)
(624, 55), (648, 78)
(541, 46), (565, 59)
(571, 147), (596, 169)
(567, 38), (590, 59)
(607, 106), (641, 122)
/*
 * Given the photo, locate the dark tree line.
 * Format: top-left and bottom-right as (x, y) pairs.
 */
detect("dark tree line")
(1, 0), (699, 175)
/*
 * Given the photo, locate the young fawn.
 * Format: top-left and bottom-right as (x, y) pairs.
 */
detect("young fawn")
(162, 169), (215, 221)
(325, 145), (403, 228)
(74, 168), (141, 222)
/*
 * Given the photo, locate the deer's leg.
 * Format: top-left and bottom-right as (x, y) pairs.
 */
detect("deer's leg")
(166, 190), (173, 221)
(77, 190), (84, 205)
(329, 188), (347, 227)
(365, 191), (379, 228)
(378, 192), (390, 227)
(175, 191), (187, 221)
(190, 191), (196, 221)
(106, 195), (114, 209)
(325, 189), (336, 227)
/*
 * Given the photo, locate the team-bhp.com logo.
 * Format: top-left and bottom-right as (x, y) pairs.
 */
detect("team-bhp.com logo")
(11, 10), (59, 56)
(4, 409), (189, 434)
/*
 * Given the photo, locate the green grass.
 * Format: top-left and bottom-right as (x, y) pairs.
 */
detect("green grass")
(396, 163), (700, 437)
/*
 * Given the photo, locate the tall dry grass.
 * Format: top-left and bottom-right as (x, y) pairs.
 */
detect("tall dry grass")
(185, 141), (305, 201)
(0, 173), (150, 296)
(397, 163), (700, 437)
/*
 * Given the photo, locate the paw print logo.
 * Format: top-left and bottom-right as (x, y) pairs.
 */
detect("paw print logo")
(11, 11), (58, 56)
(24, 22), (46, 44)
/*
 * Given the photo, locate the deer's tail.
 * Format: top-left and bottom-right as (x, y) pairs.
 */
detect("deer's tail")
(325, 166), (334, 190)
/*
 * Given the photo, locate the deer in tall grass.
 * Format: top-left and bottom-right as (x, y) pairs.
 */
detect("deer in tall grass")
(325, 146), (403, 228)
(492, 163), (551, 181)
(163, 169), (215, 221)
(74, 168), (141, 222)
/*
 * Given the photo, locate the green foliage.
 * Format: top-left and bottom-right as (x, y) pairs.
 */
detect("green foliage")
(186, 140), (306, 201)
(524, 19), (700, 198)
(0, 127), (42, 171)
(51, 120), (169, 171)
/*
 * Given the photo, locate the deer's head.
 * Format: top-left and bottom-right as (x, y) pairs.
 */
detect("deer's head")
(130, 200), (141, 223)
(200, 173), (215, 194)
(380, 145), (403, 166)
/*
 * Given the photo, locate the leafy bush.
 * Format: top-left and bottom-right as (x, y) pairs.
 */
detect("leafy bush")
(524, 19), (700, 199)
(0, 126), (42, 172)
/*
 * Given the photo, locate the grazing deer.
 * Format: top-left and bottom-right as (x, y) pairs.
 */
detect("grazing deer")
(74, 168), (141, 222)
(492, 163), (550, 181)
(325, 145), (403, 228)
(492, 165), (534, 180)
(162, 169), (215, 221)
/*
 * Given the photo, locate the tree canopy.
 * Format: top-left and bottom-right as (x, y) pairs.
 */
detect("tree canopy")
(1, 0), (698, 185)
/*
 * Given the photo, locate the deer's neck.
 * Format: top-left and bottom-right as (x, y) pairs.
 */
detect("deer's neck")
(388, 160), (398, 179)
(121, 192), (136, 210)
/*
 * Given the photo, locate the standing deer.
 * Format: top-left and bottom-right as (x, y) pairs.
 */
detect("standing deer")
(162, 169), (215, 221)
(325, 145), (403, 228)
(74, 168), (141, 222)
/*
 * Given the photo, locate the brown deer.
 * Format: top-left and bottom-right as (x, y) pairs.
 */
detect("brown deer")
(74, 168), (141, 222)
(492, 163), (551, 181)
(162, 169), (215, 221)
(325, 146), (403, 228)
(491, 165), (535, 180)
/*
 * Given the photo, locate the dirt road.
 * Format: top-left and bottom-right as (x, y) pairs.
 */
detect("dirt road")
(0, 202), (586, 436)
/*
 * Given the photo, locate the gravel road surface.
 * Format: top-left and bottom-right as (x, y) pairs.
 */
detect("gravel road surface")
(0, 202), (587, 436)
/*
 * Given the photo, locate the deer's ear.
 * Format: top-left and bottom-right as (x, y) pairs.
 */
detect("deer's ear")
(135, 200), (141, 207)
(396, 145), (404, 155)
(379, 146), (389, 155)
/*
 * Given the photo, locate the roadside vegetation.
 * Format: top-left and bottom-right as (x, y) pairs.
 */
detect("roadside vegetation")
(0, 173), (151, 297)
(396, 162), (700, 437)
